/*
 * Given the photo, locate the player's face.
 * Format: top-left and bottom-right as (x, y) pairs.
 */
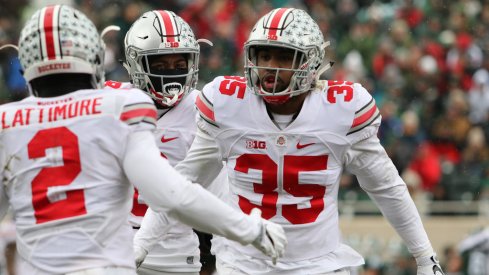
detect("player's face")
(256, 47), (297, 93)
(147, 54), (188, 74)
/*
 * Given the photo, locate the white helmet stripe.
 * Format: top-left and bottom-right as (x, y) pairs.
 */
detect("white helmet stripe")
(265, 8), (293, 37)
(154, 10), (178, 42)
(39, 5), (61, 60)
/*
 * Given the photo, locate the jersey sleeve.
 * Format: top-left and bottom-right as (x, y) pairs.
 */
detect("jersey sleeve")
(123, 130), (261, 245)
(195, 77), (223, 134)
(119, 89), (157, 132)
(175, 127), (224, 189)
(346, 83), (381, 144)
(345, 134), (434, 256)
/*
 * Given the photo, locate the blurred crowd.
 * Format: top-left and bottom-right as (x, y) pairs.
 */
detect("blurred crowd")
(1, 0), (489, 274)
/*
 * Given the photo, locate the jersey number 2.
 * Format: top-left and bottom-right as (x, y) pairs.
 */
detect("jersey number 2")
(235, 154), (327, 224)
(28, 127), (86, 224)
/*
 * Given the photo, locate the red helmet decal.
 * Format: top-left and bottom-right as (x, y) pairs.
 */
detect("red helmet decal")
(40, 5), (61, 60)
(263, 8), (293, 40)
(154, 10), (180, 47)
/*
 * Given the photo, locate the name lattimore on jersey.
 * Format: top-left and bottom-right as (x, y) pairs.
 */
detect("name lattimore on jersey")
(1, 97), (102, 129)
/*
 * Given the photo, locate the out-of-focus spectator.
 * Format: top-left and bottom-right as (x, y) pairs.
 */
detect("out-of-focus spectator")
(372, 36), (395, 79)
(396, 0), (424, 30)
(458, 227), (489, 275)
(392, 110), (425, 172)
(408, 142), (442, 193)
(446, 32), (483, 91)
(443, 245), (463, 275)
(440, 127), (488, 201)
(467, 58), (489, 124)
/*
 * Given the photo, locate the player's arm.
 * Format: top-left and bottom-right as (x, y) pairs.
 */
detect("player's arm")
(174, 80), (226, 189)
(345, 131), (444, 275)
(174, 123), (223, 189)
(133, 207), (177, 267)
(124, 130), (286, 263)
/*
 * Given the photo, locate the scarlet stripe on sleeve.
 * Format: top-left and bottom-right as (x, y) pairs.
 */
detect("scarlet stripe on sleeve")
(120, 103), (157, 126)
(196, 92), (218, 127)
(348, 98), (380, 135)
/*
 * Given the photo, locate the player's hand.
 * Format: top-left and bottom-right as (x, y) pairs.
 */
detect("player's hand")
(134, 245), (148, 268)
(250, 208), (287, 265)
(416, 254), (445, 275)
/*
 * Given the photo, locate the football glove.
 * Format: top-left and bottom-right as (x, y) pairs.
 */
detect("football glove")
(134, 245), (148, 268)
(250, 208), (287, 265)
(416, 254), (445, 275)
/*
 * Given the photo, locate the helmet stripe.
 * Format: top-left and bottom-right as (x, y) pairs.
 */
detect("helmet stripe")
(156, 10), (176, 42)
(39, 5), (61, 60)
(267, 8), (291, 37)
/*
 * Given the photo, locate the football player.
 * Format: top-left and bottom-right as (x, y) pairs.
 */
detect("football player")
(135, 7), (445, 275)
(0, 5), (286, 275)
(105, 10), (225, 275)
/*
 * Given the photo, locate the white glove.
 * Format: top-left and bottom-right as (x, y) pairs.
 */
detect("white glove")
(134, 245), (148, 268)
(416, 254), (445, 275)
(250, 208), (287, 265)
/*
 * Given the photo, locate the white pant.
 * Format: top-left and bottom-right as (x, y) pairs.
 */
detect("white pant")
(67, 267), (136, 275)
(216, 258), (350, 275)
(136, 266), (199, 275)
(17, 255), (136, 275)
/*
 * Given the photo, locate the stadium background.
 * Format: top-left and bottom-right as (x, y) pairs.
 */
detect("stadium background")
(0, 0), (488, 274)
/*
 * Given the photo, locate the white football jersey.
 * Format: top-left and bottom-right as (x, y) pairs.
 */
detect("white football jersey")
(0, 88), (157, 274)
(105, 80), (226, 272)
(196, 76), (381, 270)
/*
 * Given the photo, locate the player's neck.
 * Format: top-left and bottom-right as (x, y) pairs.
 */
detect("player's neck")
(265, 92), (308, 115)
(31, 74), (94, 97)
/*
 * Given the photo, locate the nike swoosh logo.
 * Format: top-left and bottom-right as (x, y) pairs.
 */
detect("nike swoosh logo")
(161, 136), (178, 143)
(296, 142), (315, 149)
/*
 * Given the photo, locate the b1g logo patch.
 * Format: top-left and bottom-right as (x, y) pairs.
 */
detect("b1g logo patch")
(246, 139), (266, 149)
